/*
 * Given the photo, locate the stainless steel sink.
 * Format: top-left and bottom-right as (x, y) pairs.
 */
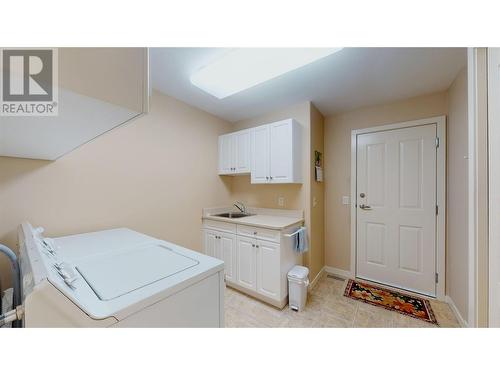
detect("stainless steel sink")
(213, 212), (254, 219)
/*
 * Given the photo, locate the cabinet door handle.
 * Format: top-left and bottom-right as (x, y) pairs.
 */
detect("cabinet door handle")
(270, 176), (273, 180)
(253, 231), (257, 235)
(252, 244), (255, 247)
(256, 245), (259, 248)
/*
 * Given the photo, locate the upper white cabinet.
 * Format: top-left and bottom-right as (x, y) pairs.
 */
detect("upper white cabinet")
(252, 119), (302, 184)
(218, 118), (302, 184)
(218, 129), (251, 175)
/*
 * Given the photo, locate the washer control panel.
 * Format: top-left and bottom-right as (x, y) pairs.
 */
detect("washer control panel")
(34, 227), (79, 289)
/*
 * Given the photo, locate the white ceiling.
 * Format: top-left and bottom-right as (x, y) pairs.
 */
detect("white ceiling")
(151, 48), (466, 123)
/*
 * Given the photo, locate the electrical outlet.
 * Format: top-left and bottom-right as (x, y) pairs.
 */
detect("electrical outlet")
(278, 197), (285, 207)
(342, 196), (350, 205)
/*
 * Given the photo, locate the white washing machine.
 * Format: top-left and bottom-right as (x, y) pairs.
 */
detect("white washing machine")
(18, 222), (225, 327)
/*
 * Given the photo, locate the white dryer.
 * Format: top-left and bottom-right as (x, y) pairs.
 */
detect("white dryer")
(18, 222), (225, 327)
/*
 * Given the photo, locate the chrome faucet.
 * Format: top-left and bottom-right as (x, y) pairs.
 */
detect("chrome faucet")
(234, 201), (247, 214)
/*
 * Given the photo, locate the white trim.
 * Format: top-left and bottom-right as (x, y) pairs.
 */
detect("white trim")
(324, 266), (352, 280)
(467, 48), (478, 327)
(445, 295), (468, 328)
(143, 48), (150, 113)
(308, 266), (325, 291)
(350, 116), (447, 300)
(436, 117), (446, 301)
(350, 132), (357, 279)
(488, 48), (500, 328)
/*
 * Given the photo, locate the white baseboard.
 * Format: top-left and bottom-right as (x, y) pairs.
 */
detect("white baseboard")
(308, 266), (325, 291)
(324, 266), (353, 280)
(445, 295), (468, 327)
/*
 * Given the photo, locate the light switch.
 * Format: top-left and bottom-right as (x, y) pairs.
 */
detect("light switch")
(313, 196), (317, 207)
(342, 196), (350, 205)
(278, 197), (285, 207)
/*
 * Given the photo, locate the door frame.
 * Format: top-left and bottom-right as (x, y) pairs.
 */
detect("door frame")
(350, 116), (446, 300)
(488, 48), (500, 327)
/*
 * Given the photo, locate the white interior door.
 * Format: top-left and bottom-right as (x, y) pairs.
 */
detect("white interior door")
(356, 124), (437, 296)
(251, 125), (270, 183)
(488, 48), (500, 327)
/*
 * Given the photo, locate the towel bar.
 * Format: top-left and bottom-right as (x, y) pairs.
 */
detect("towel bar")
(283, 227), (304, 237)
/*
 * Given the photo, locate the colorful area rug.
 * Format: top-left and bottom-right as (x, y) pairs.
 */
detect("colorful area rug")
(344, 279), (438, 325)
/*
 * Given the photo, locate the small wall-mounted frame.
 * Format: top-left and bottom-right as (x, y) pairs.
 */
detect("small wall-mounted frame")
(314, 150), (323, 182)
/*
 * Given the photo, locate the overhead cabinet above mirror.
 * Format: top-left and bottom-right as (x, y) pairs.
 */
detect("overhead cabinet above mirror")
(218, 119), (302, 184)
(0, 48), (149, 160)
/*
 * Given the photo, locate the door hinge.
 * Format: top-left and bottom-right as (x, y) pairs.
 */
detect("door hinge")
(435, 137), (440, 148)
(436, 205), (439, 215)
(435, 273), (439, 283)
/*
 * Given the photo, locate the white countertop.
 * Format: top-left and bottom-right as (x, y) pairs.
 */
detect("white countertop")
(202, 207), (304, 230)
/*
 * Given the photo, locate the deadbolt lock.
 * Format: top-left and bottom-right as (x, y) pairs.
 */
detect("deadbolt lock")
(360, 193), (366, 198)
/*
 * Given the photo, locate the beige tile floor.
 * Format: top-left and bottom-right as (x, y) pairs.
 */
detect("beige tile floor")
(224, 274), (461, 328)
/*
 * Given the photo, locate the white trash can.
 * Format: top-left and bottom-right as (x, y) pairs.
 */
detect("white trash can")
(287, 266), (309, 312)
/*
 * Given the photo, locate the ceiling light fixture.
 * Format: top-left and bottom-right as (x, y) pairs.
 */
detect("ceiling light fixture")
(190, 48), (342, 99)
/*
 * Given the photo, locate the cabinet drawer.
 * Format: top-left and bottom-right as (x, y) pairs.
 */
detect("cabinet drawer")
(203, 219), (237, 233)
(237, 225), (281, 243)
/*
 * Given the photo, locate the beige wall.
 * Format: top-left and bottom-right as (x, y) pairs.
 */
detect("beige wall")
(60, 48), (147, 112)
(0, 91), (232, 288)
(324, 91), (449, 271)
(309, 105), (325, 280)
(446, 68), (469, 322)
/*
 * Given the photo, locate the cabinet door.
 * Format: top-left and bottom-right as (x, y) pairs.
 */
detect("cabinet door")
(256, 240), (280, 299)
(269, 120), (293, 183)
(203, 230), (218, 258)
(219, 232), (237, 283)
(218, 134), (233, 175)
(251, 125), (270, 184)
(236, 237), (257, 290)
(235, 129), (251, 173)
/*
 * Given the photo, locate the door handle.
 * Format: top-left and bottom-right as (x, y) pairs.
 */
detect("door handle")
(359, 204), (372, 210)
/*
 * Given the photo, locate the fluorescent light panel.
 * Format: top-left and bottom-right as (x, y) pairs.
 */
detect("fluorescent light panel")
(190, 48), (342, 99)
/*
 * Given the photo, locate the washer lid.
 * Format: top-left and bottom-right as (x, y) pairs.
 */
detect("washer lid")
(75, 244), (199, 301)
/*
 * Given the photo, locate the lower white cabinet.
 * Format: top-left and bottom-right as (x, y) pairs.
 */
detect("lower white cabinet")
(202, 219), (300, 308)
(203, 229), (236, 283)
(256, 239), (280, 299)
(236, 236), (257, 290)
